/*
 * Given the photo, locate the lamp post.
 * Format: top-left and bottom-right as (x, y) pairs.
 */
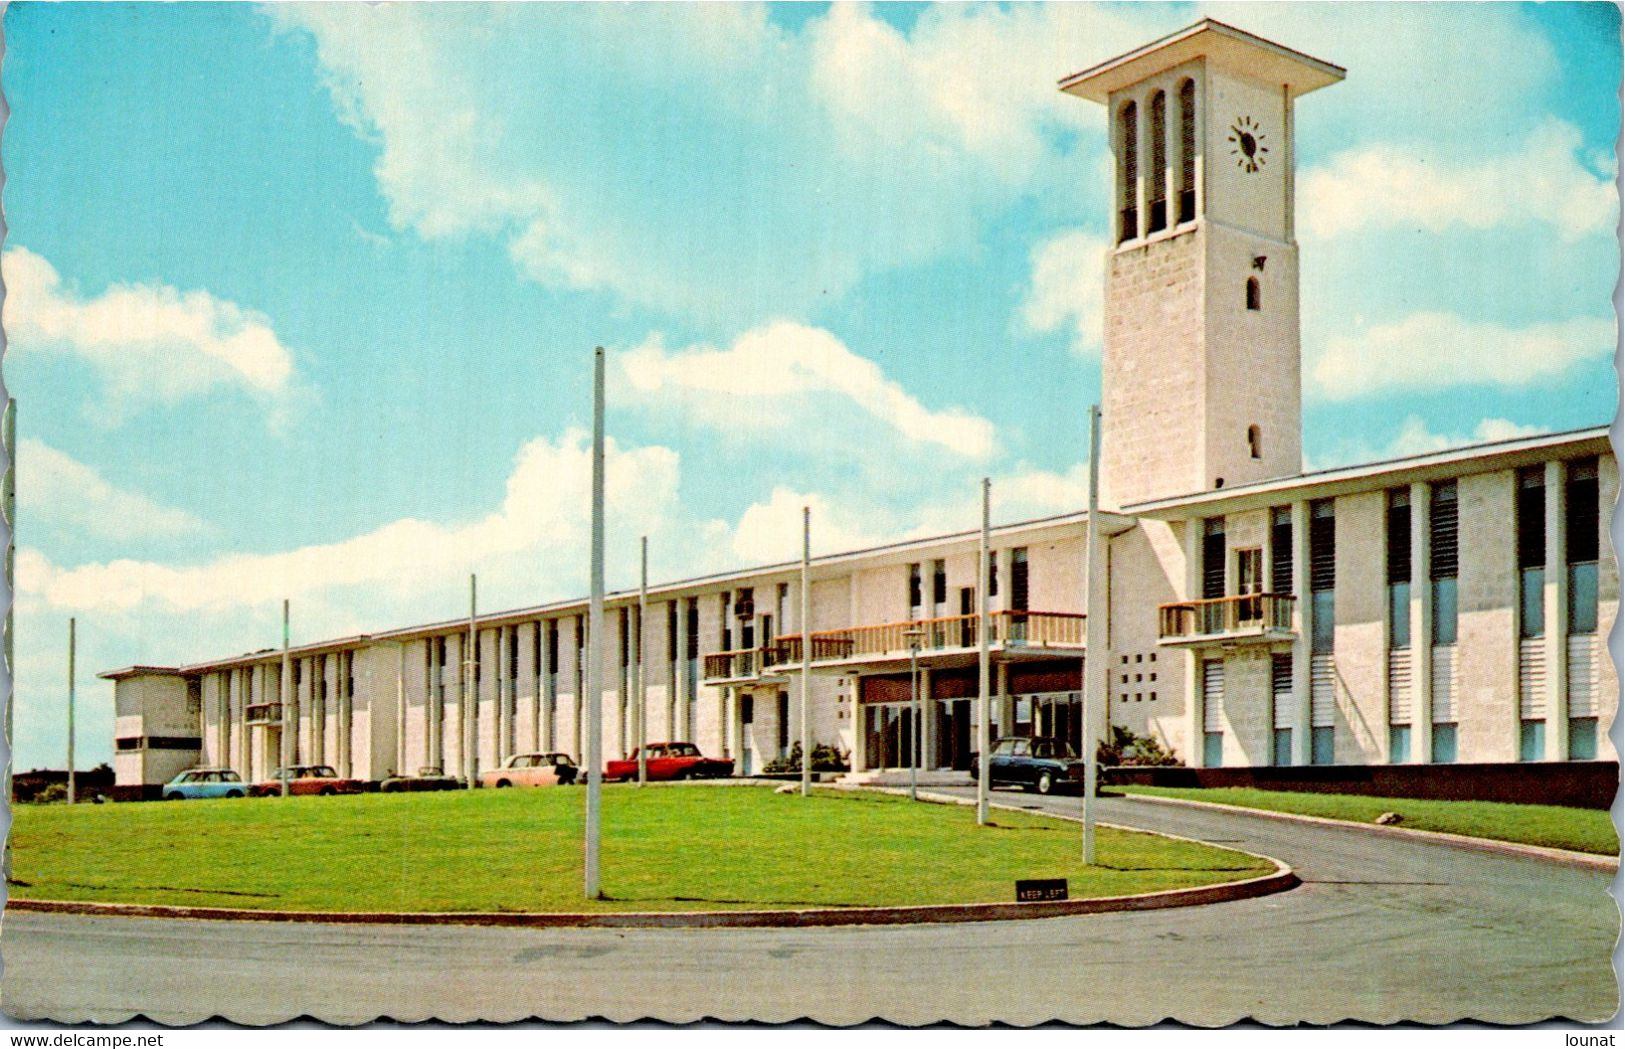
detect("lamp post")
(904, 627), (924, 802)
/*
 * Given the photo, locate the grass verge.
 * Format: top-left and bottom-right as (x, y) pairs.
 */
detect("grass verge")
(1119, 786), (1619, 856)
(9, 785), (1273, 913)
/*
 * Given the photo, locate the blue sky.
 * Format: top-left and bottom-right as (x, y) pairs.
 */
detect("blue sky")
(5, 2), (1619, 769)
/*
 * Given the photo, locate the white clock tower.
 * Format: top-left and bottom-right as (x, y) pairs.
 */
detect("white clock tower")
(1062, 20), (1344, 508)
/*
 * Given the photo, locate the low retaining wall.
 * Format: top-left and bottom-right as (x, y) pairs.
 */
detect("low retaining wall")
(1107, 760), (1619, 809)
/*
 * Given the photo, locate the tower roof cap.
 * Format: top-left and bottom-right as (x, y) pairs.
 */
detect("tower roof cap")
(1060, 19), (1344, 103)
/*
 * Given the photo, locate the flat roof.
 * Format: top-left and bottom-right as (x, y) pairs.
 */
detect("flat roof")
(97, 665), (182, 682)
(1125, 425), (1612, 519)
(1060, 19), (1345, 104)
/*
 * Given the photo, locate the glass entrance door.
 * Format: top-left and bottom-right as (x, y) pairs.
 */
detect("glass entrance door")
(936, 699), (973, 770)
(861, 702), (917, 771)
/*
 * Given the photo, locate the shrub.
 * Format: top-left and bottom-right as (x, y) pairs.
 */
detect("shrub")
(1097, 725), (1182, 767)
(762, 742), (850, 774)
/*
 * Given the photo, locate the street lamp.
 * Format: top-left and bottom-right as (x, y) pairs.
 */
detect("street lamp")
(904, 627), (924, 802)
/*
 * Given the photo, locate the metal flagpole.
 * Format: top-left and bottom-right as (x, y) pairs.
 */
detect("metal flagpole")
(281, 600), (291, 797)
(905, 629), (922, 802)
(799, 506), (811, 798)
(466, 574), (477, 787)
(1082, 405), (1106, 865)
(977, 477), (991, 826)
(3, 400), (15, 876)
(66, 618), (75, 805)
(637, 536), (648, 787)
(585, 347), (606, 898)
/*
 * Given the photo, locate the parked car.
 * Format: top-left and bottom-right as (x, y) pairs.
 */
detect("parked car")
(605, 743), (734, 782)
(477, 753), (578, 789)
(380, 766), (464, 793)
(162, 768), (248, 800)
(251, 765), (367, 797)
(985, 737), (1088, 795)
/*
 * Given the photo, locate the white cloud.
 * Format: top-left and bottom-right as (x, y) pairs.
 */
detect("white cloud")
(19, 428), (688, 616)
(1301, 121), (1617, 243)
(3, 247), (297, 411)
(1382, 415), (1546, 461)
(1021, 227), (1107, 355)
(18, 439), (210, 541)
(617, 322), (997, 460)
(1310, 312), (1614, 399)
(727, 461), (1091, 565)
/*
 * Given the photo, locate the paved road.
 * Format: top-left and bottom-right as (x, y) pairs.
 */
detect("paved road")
(1, 791), (1616, 1025)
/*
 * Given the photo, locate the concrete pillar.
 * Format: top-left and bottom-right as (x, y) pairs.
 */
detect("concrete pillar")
(1410, 482), (1434, 761)
(1544, 460), (1569, 760)
(1290, 500), (1312, 766)
(919, 668), (935, 769)
(1182, 518), (1208, 766)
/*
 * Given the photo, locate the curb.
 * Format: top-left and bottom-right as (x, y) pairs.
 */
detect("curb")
(6, 791), (1300, 930)
(1117, 791), (1620, 871)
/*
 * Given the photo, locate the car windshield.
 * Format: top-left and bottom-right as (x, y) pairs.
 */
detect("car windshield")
(669, 744), (699, 757)
(220, 770), (242, 782)
(551, 754), (575, 766)
(308, 766), (337, 778)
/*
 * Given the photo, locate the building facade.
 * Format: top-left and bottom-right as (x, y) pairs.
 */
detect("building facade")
(104, 21), (1618, 788)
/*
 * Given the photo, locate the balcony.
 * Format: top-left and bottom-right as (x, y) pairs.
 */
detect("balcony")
(245, 703), (284, 725)
(762, 610), (1086, 674)
(1158, 593), (1296, 648)
(700, 647), (787, 687)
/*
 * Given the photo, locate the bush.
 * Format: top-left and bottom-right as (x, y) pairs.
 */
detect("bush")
(762, 742), (850, 774)
(1097, 725), (1181, 768)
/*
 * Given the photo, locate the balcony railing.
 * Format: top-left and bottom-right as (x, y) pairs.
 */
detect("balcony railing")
(1158, 593), (1295, 643)
(764, 610), (1086, 669)
(701, 647), (778, 683)
(245, 703), (284, 725)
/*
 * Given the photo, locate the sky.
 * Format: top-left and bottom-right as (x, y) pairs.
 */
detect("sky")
(4, 2), (1619, 770)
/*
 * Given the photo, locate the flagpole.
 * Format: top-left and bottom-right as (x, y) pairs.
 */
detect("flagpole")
(800, 506), (812, 798)
(585, 347), (606, 898)
(1082, 405), (1105, 865)
(977, 478), (991, 826)
(66, 618), (76, 805)
(637, 536), (648, 787)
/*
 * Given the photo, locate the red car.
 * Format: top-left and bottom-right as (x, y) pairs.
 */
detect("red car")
(604, 743), (734, 783)
(252, 765), (368, 797)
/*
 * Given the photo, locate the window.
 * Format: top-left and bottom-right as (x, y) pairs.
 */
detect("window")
(1270, 506), (1293, 593)
(1177, 79), (1196, 223)
(1202, 659), (1224, 767)
(932, 559), (947, 607)
(908, 564), (923, 613)
(1118, 101), (1138, 243)
(1201, 517), (1226, 600)
(777, 692), (790, 755)
(1517, 468), (1546, 640)
(1430, 481), (1459, 646)
(1148, 91), (1167, 233)
(1567, 458), (1599, 634)
(1309, 500), (1335, 653)
(1387, 489), (1412, 649)
(1246, 424), (1262, 459)
(1245, 277), (1261, 311)
(1010, 548), (1029, 611)
(1271, 654), (1293, 765)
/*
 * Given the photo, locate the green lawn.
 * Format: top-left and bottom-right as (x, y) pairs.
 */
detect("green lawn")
(1120, 786), (1619, 856)
(9, 785), (1272, 913)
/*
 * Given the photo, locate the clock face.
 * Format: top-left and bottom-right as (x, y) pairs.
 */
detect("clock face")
(1228, 116), (1268, 174)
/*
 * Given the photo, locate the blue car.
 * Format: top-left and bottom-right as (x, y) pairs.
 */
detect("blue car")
(986, 737), (1088, 795)
(162, 767), (248, 800)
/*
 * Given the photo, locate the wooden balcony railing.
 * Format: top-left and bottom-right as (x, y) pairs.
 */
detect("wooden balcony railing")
(763, 610), (1085, 668)
(245, 703), (283, 725)
(701, 647), (777, 682)
(1158, 593), (1295, 642)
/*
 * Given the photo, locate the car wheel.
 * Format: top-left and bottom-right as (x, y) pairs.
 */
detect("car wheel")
(1035, 771), (1055, 796)
(319, 786), (337, 796)
(164, 793), (182, 801)
(496, 779), (511, 788)
(227, 790), (244, 799)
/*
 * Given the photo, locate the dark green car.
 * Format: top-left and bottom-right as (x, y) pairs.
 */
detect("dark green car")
(987, 737), (1087, 795)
